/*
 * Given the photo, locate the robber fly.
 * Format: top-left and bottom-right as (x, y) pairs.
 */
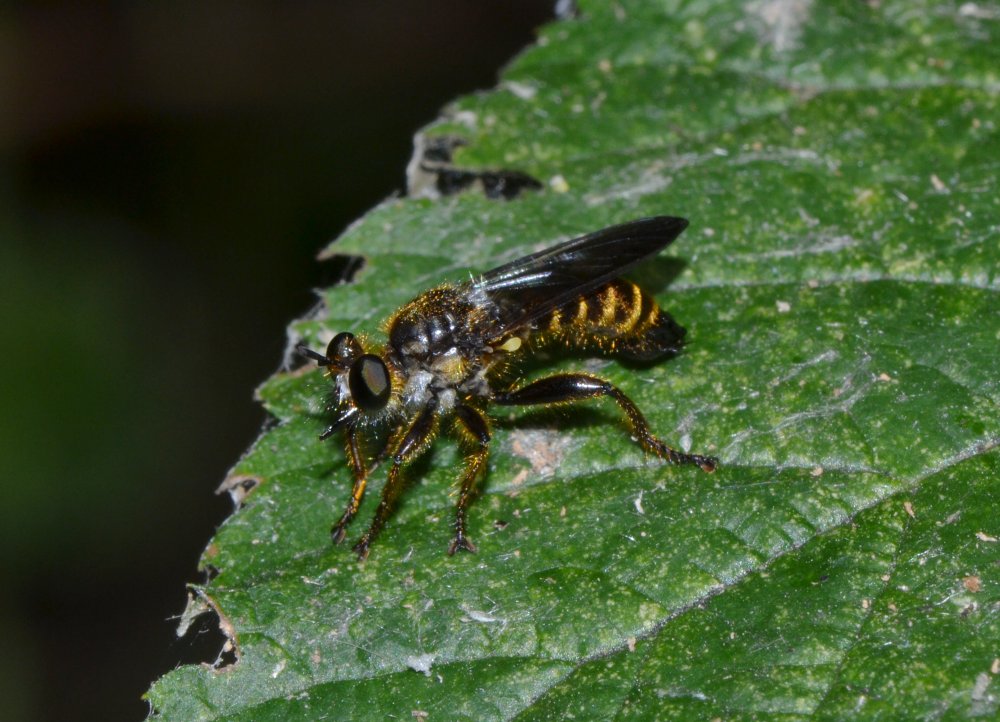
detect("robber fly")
(299, 216), (717, 560)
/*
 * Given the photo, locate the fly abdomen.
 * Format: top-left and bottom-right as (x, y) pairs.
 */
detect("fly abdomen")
(542, 279), (686, 361)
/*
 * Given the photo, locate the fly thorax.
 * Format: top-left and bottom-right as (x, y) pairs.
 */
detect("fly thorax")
(430, 349), (466, 384)
(390, 311), (459, 360)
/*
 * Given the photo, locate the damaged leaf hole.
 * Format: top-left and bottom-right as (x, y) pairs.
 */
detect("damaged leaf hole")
(216, 473), (264, 507)
(173, 590), (240, 671)
(407, 134), (542, 200)
(319, 252), (365, 287)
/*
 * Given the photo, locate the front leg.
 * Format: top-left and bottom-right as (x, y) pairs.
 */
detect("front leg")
(494, 373), (717, 472)
(353, 405), (438, 560)
(450, 405), (492, 555)
(331, 425), (399, 544)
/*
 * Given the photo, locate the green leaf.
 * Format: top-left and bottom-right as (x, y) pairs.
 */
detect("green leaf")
(147, 1), (1000, 719)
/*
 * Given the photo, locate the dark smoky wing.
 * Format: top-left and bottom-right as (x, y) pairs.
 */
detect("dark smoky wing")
(471, 216), (689, 335)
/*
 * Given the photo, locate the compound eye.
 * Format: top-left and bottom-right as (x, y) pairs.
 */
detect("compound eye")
(327, 332), (362, 369)
(349, 355), (391, 411)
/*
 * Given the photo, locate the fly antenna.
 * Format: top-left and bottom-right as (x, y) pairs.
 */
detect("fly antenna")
(297, 344), (331, 366)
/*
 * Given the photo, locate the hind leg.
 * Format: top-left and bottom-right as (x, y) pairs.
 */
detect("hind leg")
(493, 373), (716, 472)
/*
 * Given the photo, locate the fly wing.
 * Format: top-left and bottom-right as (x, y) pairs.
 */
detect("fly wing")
(471, 216), (689, 337)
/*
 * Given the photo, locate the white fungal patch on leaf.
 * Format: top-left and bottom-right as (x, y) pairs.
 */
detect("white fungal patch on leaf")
(508, 428), (572, 478)
(405, 653), (436, 676)
(745, 0), (813, 52)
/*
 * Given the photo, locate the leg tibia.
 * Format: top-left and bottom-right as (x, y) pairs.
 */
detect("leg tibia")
(450, 405), (492, 554)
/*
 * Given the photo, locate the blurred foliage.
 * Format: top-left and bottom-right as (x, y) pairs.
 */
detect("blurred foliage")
(147, 0), (998, 720)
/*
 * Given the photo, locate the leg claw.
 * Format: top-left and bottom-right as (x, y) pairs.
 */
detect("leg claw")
(696, 455), (718, 473)
(331, 519), (351, 545)
(352, 537), (371, 561)
(448, 534), (477, 555)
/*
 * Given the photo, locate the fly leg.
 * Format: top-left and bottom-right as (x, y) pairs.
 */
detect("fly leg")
(330, 427), (368, 544)
(353, 406), (437, 560)
(450, 405), (492, 555)
(331, 425), (400, 544)
(494, 373), (716, 472)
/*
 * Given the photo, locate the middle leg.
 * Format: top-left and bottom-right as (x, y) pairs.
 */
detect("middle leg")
(450, 404), (492, 555)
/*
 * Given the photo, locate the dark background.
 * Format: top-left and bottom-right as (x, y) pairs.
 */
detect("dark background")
(0, 3), (553, 720)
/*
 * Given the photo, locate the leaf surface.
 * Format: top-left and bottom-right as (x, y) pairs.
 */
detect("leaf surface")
(147, 1), (1000, 719)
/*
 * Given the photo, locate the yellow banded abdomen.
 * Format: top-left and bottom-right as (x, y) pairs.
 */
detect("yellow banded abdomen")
(541, 279), (685, 361)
